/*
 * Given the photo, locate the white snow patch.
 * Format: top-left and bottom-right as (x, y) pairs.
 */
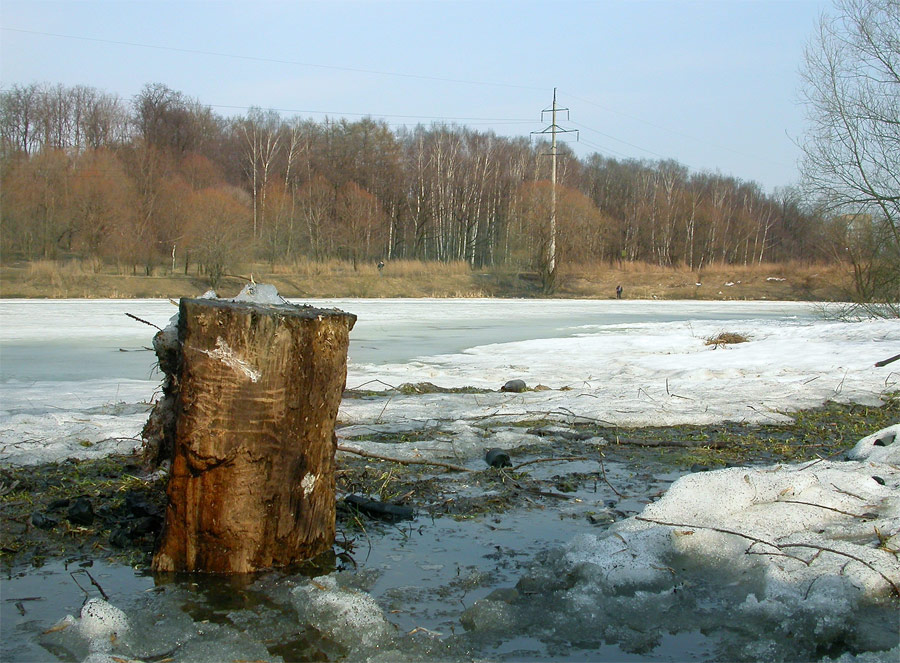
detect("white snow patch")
(542, 424), (900, 658)
(2, 300), (897, 469)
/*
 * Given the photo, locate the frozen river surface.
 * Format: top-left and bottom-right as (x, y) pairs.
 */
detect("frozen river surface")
(1, 298), (898, 663)
(0, 298), (896, 464)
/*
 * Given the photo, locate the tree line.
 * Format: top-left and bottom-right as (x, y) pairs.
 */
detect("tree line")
(1, 81), (831, 286)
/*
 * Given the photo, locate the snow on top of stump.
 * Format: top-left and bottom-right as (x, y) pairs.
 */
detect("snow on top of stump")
(231, 283), (284, 306)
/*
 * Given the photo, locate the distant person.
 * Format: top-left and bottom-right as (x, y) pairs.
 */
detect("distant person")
(377, 260), (385, 273)
(616, 284), (623, 299)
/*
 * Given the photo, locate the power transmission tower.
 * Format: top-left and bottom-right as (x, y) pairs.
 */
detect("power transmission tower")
(532, 88), (578, 292)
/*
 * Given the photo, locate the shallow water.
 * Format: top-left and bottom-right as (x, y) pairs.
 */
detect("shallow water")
(0, 447), (684, 662)
(6, 445), (896, 663)
(0, 479), (700, 663)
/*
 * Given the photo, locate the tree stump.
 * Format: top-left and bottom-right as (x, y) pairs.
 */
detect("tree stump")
(151, 295), (356, 573)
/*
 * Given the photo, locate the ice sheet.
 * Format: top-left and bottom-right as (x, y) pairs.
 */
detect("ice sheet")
(1, 299), (897, 466)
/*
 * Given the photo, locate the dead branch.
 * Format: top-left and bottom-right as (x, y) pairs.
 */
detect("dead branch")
(336, 444), (473, 473)
(125, 312), (162, 331)
(777, 499), (870, 518)
(635, 516), (900, 597)
(498, 470), (575, 500)
(81, 569), (110, 601)
(598, 453), (626, 498)
(797, 446), (848, 471)
(511, 456), (588, 470)
(780, 542), (899, 596)
(635, 516), (780, 550)
(347, 379), (399, 391)
(875, 353), (900, 367)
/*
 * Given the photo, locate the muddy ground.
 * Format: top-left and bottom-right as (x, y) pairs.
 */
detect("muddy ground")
(1, 396), (896, 573)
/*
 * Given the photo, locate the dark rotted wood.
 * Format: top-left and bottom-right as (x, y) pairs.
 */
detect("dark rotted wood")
(152, 297), (356, 574)
(875, 353), (900, 367)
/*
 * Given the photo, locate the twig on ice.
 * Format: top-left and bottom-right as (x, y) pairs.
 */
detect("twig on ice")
(511, 456), (588, 470)
(336, 444), (473, 473)
(125, 312), (162, 331)
(635, 515), (900, 597)
(598, 453), (625, 497)
(776, 499), (870, 518)
(780, 542), (899, 596)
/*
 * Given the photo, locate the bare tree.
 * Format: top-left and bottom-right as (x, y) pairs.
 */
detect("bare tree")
(799, 0), (899, 315)
(0, 83), (40, 155)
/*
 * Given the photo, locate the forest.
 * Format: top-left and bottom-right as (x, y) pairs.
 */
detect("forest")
(1, 82), (833, 287)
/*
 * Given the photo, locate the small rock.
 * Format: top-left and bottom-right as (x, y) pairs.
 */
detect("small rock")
(109, 527), (131, 548)
(67, 497), (94, 526)
(500, 379), (527, 393)
(587, 512), (615, 525)
(31, 511), (58, 530)
(124, 490), (157, 518)
(130, 515), (163, 536)
(872, 476), (886, 485)
(485, 448), (512, 468)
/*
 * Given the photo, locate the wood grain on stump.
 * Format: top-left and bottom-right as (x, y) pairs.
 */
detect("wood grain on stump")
(151, 297), (356, 573)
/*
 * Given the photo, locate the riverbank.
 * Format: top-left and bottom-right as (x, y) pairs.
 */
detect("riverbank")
(0, 258), (849, 301)
(1, 396), (895, 570)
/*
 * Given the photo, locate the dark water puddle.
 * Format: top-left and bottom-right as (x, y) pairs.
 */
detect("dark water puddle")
(1, 499), (675, 662)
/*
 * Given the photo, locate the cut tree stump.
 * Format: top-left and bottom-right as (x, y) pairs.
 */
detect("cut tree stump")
(151, 295), (356, 573)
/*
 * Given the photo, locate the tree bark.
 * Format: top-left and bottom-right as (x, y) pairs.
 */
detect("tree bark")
(152, 296), (356, 573)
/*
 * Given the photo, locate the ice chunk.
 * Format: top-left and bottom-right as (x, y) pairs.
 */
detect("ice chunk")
(460, 588), (519, 632)
(291, 575), (394, 651)
(42, 599), (137, 662)
(78, 598), (129, 646)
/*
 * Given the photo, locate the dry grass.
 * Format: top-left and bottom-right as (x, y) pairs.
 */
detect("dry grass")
(559, 260), (849, 301)
(0, 257), (853, 301)
(26, 258), (100, 284)
(263, 258), (471, 279)
(704, 332), (751, 347)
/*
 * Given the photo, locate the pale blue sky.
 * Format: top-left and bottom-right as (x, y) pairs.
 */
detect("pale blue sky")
(1, 0), (831, 192)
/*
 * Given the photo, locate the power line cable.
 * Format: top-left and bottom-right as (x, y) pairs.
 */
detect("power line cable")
(4, 27), (787, 172)
(2, 27), (547, 92)
(561, 88), (791, 168)
(577, 138), (633, 160)
(208, 102), (534, 124)
(571, 121), (669, 160)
